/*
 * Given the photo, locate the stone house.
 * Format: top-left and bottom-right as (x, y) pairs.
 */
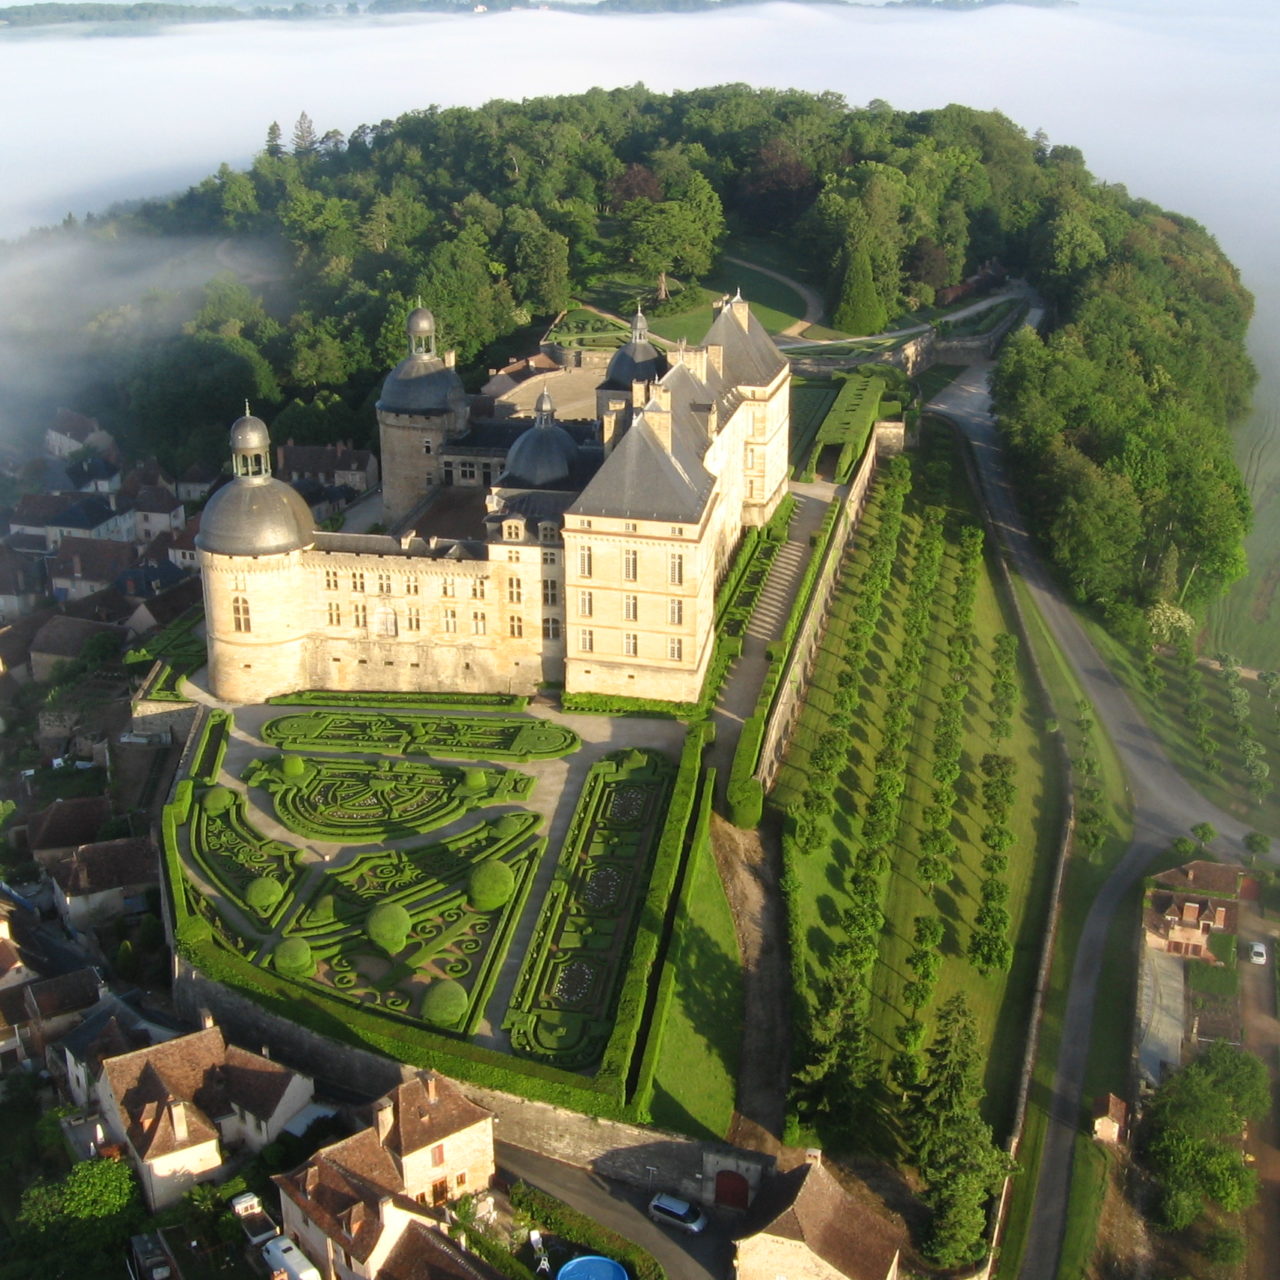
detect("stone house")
(48, 836), (159, 931)
(273, 1070), (496, 1280)
(97, 1025), (315, 1209)
(44, 409), (116, 461)
(0, 967), (102, 1070)
(276, 442), (381, 495)
(0, 546), (43, 625)
(22, 794), (113, 866)
(28, 615), (124, 681)
(1143, 860), (1247, 960)
(178, 461), (221, 504)
(49, 536), (139, 602)
(736, 1155), (905, 1280)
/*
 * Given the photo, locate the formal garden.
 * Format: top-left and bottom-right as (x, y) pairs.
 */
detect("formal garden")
(261, 709), (579, 760)
(164, 702), (715, 1121)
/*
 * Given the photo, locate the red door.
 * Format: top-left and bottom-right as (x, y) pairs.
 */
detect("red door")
(714, 1169), (750, 1210)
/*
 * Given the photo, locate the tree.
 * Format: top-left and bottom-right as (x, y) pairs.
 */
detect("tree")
(1191, 822), (1217, 848)
(831, 242), (886, 335)
(264, 121), (284, 158)
(292, 111), (318, 156)
(368, 902), (411, 955)
(245, 876), (284, 916)
(18, 1156), (142, 1260)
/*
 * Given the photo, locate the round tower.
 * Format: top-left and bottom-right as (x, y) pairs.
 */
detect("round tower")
(376, 306), (468, 525)
(197, 415), (315, 702)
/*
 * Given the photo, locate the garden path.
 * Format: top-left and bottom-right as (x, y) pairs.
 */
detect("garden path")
(926, 361), (1257, 1280)
(722, 253), (823, 336)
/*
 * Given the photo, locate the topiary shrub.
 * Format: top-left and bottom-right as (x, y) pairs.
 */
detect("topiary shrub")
(461, 768), (486, 793)
(203, 786), (234, 815)
(246, 876), (284, 915)
(274, 938), (315, 979)
(307, 894), (335, 926)
(422, 979), (468, 1028)
(282, 754), (306, 779)
(468, 860), (516, 911)
(494, 813), (524, 839)
(368, 902), (411, 955)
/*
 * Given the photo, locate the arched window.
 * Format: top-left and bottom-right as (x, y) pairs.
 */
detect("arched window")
(232, 596), (250, 633)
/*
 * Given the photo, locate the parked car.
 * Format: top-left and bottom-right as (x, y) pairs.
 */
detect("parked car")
(1249, 941), (1268, 965)
(647, 1192), (708, 1234)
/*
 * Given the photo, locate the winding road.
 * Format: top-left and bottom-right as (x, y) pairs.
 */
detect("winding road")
(927, 360), (1257, 1279)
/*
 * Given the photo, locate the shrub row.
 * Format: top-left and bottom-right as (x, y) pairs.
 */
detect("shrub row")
(968, 748), (1016, 974)
(191, 709), (231, 785)
(509, 1183), (665, 1280)
(1174, 634), (1219, 775)
(267, 688), (529, 710)
(1214, 652), (1271, 801)
(797, 372), (884, 483)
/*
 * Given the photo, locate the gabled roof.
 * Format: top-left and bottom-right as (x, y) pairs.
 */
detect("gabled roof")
(567, 416), (712, 523)
(62, 1002), (153, 1074)
(0, 608), (56, 671)
(1151, 860), (1245, 898)
(11, 492), (76, 529)
(132, 578), (203, 630)
(278, 444), (377, 475)
(101, 1026), (306, 1160)
(379, 1219), (500, 1280)
(746, 1159), (905, 1280)
(377, 1072), (492, 1164)
(50, 536), (138, 585)
(126, 485), (183, 516)
(0, 545), (40, 597)
(48, 409), (102, 445)
(27, 794), (113, 852)
(31, 614), (124, 659)
(50, 837), (158, 897)
(0, 967), (101, 1031)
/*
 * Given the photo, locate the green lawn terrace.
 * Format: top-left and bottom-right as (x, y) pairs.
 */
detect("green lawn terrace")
(261, 710), (579, 761)
(241, 754), (532, 843)
(504, 748), (676, 1070)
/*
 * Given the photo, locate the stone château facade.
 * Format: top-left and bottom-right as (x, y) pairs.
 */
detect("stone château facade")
(197, 296), (790, 704)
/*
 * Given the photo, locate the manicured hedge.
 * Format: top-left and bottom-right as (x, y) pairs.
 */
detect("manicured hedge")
(268, 689), (528, 710)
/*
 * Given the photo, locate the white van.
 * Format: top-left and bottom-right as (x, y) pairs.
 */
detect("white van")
(262, 1236), (323, 1280)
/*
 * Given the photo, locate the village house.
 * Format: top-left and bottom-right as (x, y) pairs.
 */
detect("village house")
(0, 546), (43, 624)
(276, 441), (381, 495)
(273, 1070), (496, 1280)
(97, 1024), (315, 1209)
(21, 793), (114, 866)
(0, 967), (102, 1071)
(49, 536), (139, 602)
(28, 614), (124, 681)
(44, 409), (116, 462)
(1142, 859), (1247, 960)
(48, 836), (159, 932)
(736, 1155), (906, 1280)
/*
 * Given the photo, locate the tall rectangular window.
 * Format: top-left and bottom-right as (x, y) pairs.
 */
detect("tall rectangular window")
(580, 629), (594, 653)
(406, 577), (420, 596)
(668, 598), (683, 626)
(508, 615), (523, 638)
(542, 549), (557, 565)
(578, 546), (592, 578)
(542, 617), (561, 640)
(622, 548), (637, 581)
(471, 579), (486, 600)
(232, 596), (250, 633)
(472, 611), (486, 635)
(353, 602), (367, 628)
(441, 578), (455, 598)
(668, 553), (684, 586)
(443, 608), (457, 634)
(624, 594), (638, 622)
(508, 578), (522, 604)
(352, 572), (365, 592)
(377, 572), (391, 595)
(542, 580), (558, 606)
(324, 569), (339, 590)
(578, 591), (593, 618)
(327, 602), (341, 626)
(624, 632), (638, 657)
(668, 637), (683, 661)
(407, 606), (421, 632)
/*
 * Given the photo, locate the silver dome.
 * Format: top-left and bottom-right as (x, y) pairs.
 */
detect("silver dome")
(377, 352), (465, 416)
(407, 307), (436, 338)
(604, 312), (668, 390)
(229, 414), (270, 452)
(196, 477), (315, 557)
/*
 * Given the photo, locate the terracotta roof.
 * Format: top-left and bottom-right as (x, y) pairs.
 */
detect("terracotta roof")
(101, 1026), (306, 1160)
(62, 588), (137, 625)
(746, 1160), (905, 1280)
(0, 608), (56, 671)
(1152, 860), (1245, 898)
(31, 615), (124, 658)
(378, 1073), (492, 1164)
(127, 485), (183, 516)
(50, 536), (138, 585)
(180, 462), (220, 485)
(378, 1219), (501, 1280)
(27, 795), (113, 853)
(49, 409), (101, 445)
(0, 967), (101, 1030)
(11, 492), (75, 528)
(50, 837), (158, 896)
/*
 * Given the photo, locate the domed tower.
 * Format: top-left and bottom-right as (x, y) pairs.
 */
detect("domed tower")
(500, 390), (580, 489)
(197, 414), (315, 702)
(377, 306), (468, 525)
(596, 309), (670, 447)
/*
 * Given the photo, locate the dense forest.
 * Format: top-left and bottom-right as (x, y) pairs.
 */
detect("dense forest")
(0, 83), (1253, 618)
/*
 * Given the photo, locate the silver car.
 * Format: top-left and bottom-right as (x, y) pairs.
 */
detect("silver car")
(647, 1193), (708, 1234)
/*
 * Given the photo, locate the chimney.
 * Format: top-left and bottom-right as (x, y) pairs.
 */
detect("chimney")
(706, 344), (723, 378)
(1214, 906), (1227, 930)
(804, 1147), (822, 1167)
(72, 554), (82, 578)
(426, 1073), (437, 1105)
(199, 1007), (215, 1030)
(0, 917), (9, 942)
(643, 404), (672, 454)
(601, 401), (627, 456)
(304, 1165), (319, 1194)
(169, 1100), (188, 1143)
(373, 1098), (394, 1145)
(444, 351), (456, 369)
(261, 1043), (271, 1060)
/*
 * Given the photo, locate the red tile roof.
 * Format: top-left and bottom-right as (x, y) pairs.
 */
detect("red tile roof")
(27, 795), (113, 853)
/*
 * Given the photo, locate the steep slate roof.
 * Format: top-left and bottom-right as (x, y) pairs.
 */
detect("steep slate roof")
(568, 416), (712, 523)
(102, 1026), (304, 1160)
(704, 295), (789, 388)
(747, 1159), (905, 1280)
(126, 485), (183, 516)
(27, 795), (113, 852)
(50, 837), (158, 896)
(133, 578), (202, 630)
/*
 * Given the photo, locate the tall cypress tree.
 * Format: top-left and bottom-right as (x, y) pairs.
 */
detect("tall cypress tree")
(832, 242), (887, 335)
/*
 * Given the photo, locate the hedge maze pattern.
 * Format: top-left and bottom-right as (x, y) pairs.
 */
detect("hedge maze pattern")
(242, 754), (532, 842)
(504, 748), (675, 1069)
(261, 710), (579, 761)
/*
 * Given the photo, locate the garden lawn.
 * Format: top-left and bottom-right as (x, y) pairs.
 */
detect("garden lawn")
(915, 363), (968, 406)
(774, 428), (1064, 1154)
(789, 378), (839, 471)
(649, 831), (742, 1139)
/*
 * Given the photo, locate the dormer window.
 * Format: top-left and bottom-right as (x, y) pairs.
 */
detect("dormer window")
(505, 522), (522, 541)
